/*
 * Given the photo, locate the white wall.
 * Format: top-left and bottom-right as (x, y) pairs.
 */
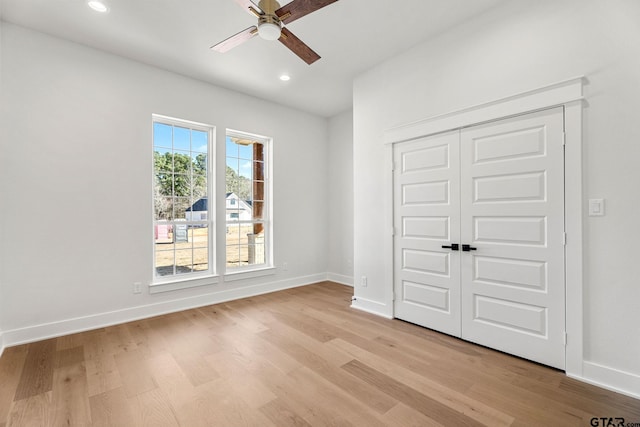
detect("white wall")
(0, 23), (328, 344)
(353, 0), (640, 397)
(327, 110), (354, 285)
(0, 17), (5, 357)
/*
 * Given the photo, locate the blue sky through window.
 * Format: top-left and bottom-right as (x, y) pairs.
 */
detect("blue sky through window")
(153, 122), (208, 153)
(226, 136), (252, 178)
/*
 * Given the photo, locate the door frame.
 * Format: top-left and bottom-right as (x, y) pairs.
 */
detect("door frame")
(383, 76), (585, 378)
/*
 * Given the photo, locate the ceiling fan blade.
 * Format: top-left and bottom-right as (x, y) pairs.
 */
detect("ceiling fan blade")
(211, 26), (258, 53)
(233, 0), (262, 16)
(278, 27), (320, 65)
(276, 0), (338, 25)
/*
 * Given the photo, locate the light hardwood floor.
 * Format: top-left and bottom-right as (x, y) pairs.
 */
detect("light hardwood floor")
(0, 282), (638, 426)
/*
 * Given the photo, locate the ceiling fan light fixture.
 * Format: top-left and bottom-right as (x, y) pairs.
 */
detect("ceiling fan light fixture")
(258, 21), (281, 41)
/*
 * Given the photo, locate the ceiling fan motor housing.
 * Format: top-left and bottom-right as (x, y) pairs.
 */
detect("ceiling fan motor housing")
(257, 0), (282, 40)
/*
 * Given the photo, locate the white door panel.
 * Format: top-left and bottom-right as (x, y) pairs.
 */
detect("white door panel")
(461, 107), (565, 369)
(394, 132), (461, 337)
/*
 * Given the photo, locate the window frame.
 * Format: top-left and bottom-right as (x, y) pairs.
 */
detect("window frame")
(224, 129), (273, 275)
(151, 114), (216, 286)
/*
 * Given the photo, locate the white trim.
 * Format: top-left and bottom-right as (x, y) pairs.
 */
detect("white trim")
(0, 330), (5, 358)
(148, 274), (220, 294)
(351, 297), (393, 319)
(563, 100), (584, 378)
(326, 273), (354, 286)
(384, 76), (585, 145)
(152, 114), (214, 130)
(383, 77), (586, 381)
(383, 144), (395, 310)
(1, 273), (326, 348)
(576, 362), (640, 400)
(224, 266), (276, 282)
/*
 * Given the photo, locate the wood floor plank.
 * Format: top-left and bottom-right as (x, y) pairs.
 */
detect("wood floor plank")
(0, 346), (27, 422)
(288, 366), (389, 427)
(259, 327), (398, 414)
(50, 362), (91, 427)
(55, 346), (85, 369)
(342, 359), (487, 427)
(146, 351), (196, 411)
(227, 373), (277, 409)
(209, 323), (301, 377)
(329, 337), (514, 426)
(467, 383), (587, 426)
(13, 339), (56, 401)
(381, 402), (445, 427)
(125, 320), (170, 359)
(1, 282), (638, 426)
(171, 349), (220, 387)
(254, 363), (357, 426)
(83, 331), (123, 397)
(89, 387), (138, 427)
(113, 349), (157, 398)
(130, 388), (180, 427)
(259, 398), (312, 427)
(5, 392), (53, 427)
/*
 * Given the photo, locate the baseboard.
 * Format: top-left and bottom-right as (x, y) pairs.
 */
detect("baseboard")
(326, 273), (353, 286)
(575, 361), (640, 400)
(351, 296), (392, 319)
(1, 273), (326, 348)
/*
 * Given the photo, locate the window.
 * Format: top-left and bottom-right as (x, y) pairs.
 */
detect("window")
(153, 116), (213, 279)
(225, 131), (271, 271)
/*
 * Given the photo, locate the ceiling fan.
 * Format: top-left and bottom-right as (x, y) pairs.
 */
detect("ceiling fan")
(211, 0), (339, 65)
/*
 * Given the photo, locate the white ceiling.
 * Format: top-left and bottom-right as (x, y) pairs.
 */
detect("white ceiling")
(1, 0), (507, 117)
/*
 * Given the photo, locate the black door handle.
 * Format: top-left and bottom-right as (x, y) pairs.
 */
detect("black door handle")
(441, 244), (459, 251)
(462, 244), (477, 252)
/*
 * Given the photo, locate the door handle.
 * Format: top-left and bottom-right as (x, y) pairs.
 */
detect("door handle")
(462, 244), (477, 252)
(441, 243), (459, 251)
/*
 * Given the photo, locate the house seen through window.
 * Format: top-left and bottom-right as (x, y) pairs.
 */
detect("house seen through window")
(225, 131), (271, 270)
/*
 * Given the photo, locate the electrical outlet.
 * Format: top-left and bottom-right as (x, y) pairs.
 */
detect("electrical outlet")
(361, 276), (367, 287)
(133, 282), (142, 294)
(283, 262), (288, 271)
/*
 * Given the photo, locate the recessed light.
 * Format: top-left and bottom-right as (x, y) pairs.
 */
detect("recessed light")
(87, 0), (109, 13)
(279, 74), (291, 82)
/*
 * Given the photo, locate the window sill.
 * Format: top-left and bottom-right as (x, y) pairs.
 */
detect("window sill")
(149, 274), (219, 294)
(224, 266), (276, 282)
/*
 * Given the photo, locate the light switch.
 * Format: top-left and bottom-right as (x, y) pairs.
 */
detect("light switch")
(589, 199), (605, 216)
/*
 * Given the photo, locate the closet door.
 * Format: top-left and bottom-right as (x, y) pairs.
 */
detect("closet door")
(393, 132), (461, 336)
(459, 107), (566, 369)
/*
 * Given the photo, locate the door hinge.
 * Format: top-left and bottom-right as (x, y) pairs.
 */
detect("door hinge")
(391, 227), (396, 236)
(391, 160), (396, 171)
(392, 290), (396, 301)
(563, 332), (568, 345)
(562, 132), (566, 146)
(563, 232), (567, 246)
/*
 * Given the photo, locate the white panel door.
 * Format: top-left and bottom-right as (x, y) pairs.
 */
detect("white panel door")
(393, 132), (461, 336)
(460, 107), (566, 369)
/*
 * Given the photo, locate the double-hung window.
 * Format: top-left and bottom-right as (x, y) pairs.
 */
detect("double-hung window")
(225, 130), (271, 271)
(152, 116), (214, 279)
